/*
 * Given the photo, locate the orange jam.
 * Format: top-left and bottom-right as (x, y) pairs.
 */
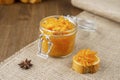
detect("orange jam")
(40, 16), (77, 57)
(73, 49), (98, 67)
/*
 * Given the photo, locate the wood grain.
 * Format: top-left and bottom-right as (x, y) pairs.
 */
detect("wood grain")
(0, 0), (82, 62)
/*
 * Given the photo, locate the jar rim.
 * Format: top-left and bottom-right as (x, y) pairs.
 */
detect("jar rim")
(39, 15), (77, 36)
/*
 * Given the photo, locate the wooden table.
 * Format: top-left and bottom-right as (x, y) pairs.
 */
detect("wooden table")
(0, 0), (82, 62)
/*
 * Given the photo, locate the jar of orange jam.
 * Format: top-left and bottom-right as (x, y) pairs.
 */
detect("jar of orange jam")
(38, 16), (77, 58)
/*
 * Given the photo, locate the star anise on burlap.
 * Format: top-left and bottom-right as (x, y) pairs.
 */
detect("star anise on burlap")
(18, 59), (33, 69)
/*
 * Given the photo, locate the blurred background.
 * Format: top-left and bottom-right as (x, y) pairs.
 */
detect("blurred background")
(0, 0), (82, 62)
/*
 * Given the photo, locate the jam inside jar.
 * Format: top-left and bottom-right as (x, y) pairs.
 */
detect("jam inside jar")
(38, 15), (77, 58)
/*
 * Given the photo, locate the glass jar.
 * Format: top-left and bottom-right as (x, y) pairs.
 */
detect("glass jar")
(38, 16), (77, 59)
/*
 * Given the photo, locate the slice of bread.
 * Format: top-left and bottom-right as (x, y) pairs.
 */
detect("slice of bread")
(20, 0), (42, 4)
(0, 0), (15, 4)
(72, 56), (100, 74)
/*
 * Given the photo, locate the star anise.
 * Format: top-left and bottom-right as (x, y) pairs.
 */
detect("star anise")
(18, 59), (33, 69)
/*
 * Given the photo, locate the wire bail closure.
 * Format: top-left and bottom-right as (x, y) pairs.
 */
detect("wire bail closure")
(65, 15), (96, 31)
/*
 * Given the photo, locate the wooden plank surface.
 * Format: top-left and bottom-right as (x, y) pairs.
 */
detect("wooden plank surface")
(0, 0), (82, 62)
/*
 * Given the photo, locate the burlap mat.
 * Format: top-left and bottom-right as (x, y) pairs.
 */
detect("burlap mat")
(0, 12), (120, 80)
(71, 0), (120, 23)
